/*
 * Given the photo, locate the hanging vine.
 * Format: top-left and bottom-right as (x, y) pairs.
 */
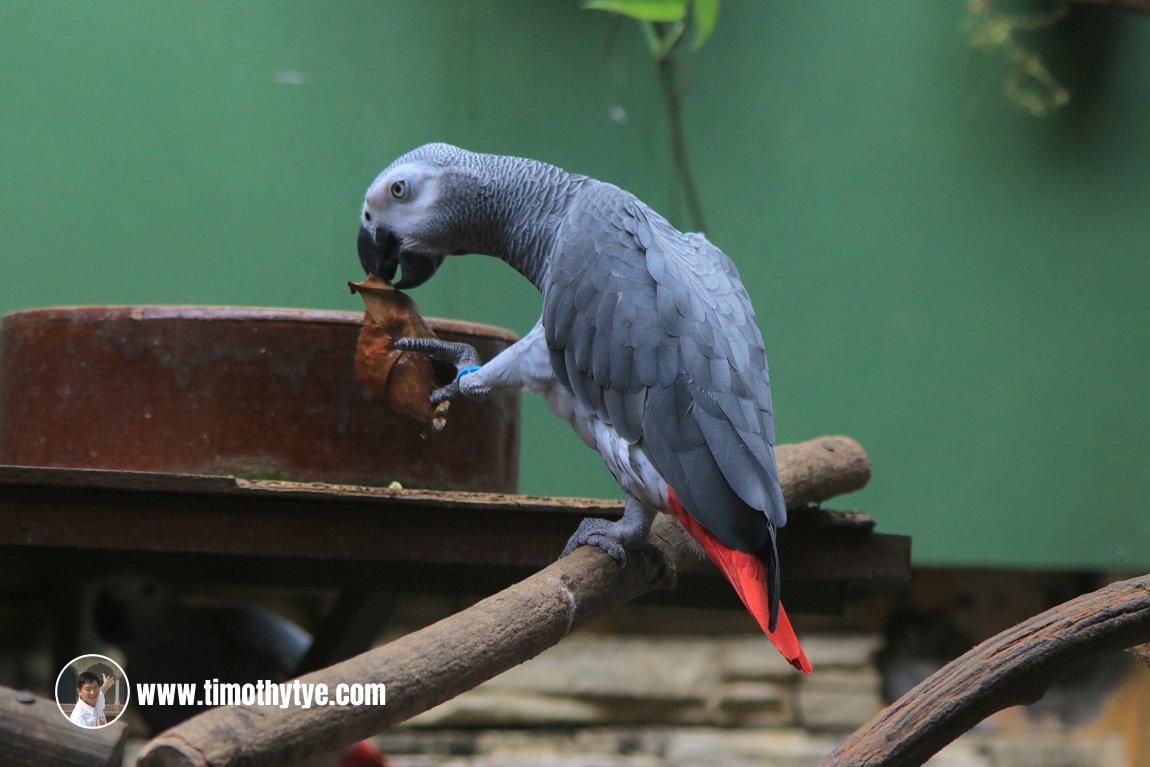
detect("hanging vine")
(584, 0), (719, 232)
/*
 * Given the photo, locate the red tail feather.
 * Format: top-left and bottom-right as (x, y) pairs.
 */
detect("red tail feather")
(667, 489), (811, 673)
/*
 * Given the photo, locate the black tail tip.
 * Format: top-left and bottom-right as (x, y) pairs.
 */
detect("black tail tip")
(766, 533), (781, 633)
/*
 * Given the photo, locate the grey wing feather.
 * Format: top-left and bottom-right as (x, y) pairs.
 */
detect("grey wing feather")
(544, 184), (787, 556)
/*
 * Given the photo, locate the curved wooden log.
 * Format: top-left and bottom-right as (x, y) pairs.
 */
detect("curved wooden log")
(820, 573), (1150, 767)
(137, 436), (869, 767)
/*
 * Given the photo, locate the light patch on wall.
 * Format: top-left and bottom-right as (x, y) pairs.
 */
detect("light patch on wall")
(273, 70), (306, 86)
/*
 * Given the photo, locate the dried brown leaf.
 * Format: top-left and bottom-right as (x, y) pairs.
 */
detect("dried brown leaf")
(349, 274), (453, 425)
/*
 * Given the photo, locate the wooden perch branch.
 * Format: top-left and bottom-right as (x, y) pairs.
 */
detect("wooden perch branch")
(137, 436), (869, 767)
(819, 573), (1150, 767)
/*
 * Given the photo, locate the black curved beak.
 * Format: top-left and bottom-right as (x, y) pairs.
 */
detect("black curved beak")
(356, 225), (444, 289)
(393, 250), (445, 289)
(357, 224), (398, 282)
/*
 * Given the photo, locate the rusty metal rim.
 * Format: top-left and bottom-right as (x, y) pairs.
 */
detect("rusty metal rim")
(0, 305), (520, 343)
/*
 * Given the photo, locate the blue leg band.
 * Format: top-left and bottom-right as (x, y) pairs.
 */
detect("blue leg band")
(456, 365), (481, 382)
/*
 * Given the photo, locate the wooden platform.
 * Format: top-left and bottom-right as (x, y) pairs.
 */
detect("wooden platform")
(0, 465), (907, 600)
(0, 464), (909, 672)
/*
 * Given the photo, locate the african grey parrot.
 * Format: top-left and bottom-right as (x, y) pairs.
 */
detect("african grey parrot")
(357, 144), (809, 671)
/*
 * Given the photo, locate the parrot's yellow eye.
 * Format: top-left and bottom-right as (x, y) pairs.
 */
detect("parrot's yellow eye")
(390, 180), (408, 199)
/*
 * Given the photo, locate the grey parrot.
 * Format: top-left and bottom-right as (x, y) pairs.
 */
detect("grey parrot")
(357, 144), (809, 671)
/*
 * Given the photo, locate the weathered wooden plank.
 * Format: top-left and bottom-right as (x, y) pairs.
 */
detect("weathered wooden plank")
(0, 686), (126, 767)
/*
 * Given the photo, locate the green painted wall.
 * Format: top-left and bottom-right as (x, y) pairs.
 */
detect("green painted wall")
(2, 1), (1148, 569)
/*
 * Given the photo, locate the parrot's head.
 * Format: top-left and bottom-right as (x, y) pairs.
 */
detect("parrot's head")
(358, 143), (487, 289)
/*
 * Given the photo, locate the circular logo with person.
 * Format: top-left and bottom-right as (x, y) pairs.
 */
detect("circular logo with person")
(55, 654), (130, 728)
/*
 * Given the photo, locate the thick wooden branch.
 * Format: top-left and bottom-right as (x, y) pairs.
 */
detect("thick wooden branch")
(819, 573), (1150, 767)
(0, 686), (127, 767)
(137, 436), (869, 767)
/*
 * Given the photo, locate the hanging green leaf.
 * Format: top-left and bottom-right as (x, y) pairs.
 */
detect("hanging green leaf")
(582, 0), (688, 23)
(691, 0), (719, 49)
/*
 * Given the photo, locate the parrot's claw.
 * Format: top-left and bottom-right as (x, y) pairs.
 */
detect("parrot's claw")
(561, 518), (633, 567)
(427, 369), (489, 404)
(393, 338), (487, 401)
(562, 500), (658, 568)
(393, 337), (481, 368)
(429, 381), (458, 405)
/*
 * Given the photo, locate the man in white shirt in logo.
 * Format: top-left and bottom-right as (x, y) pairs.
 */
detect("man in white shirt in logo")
(68, 670), (115, 727)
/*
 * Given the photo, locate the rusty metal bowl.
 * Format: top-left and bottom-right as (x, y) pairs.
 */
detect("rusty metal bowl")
(0, 306), (520, 492)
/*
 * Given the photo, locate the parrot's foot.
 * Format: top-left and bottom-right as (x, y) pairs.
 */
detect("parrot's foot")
(428, 381), (458, 405)
(393, 338), (489, 402)
(393, 337), (480, 368)
(561, 498), (657, 568)
(562, 517), (631, 565)
(457, 369), (492, 399)
(426, 370), (491, 404)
